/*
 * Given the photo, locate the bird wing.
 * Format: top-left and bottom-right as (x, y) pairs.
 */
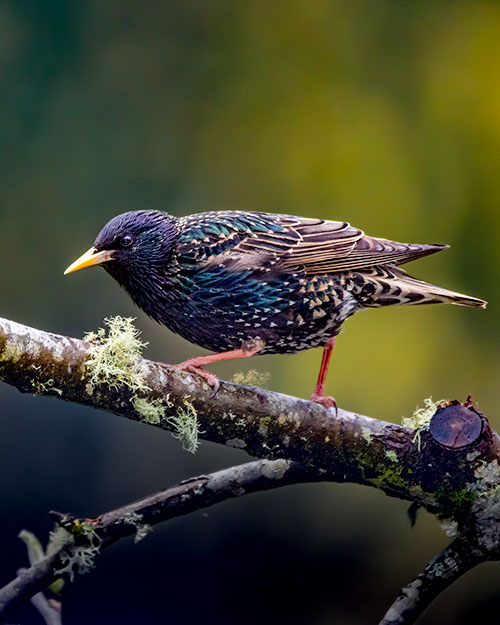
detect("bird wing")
(178, 211), (447, 275)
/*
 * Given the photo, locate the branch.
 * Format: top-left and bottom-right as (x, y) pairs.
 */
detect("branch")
(29, 595), (62, 625)
(0, 460), (323, 620)
(17, 572), (62, 625)
(380, 533), (488, 624)
(2, 315), (500, 624)
(2, 316), (497, 511)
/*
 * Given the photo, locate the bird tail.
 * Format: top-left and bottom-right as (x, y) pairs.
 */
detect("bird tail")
(355, 265), (487, 309)
(388, 268), (487, 309)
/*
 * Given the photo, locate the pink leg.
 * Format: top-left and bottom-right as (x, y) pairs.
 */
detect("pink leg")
(310, 337), (337, 412)
(172, 340), (264, 392)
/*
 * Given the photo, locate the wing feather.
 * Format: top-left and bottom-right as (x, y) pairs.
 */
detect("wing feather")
(179, 211), (447, 274)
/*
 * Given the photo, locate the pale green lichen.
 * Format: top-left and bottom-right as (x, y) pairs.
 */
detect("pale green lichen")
(474, 459), (500, 488)
(53, 522), (101, 582)
(31, 378), (63, 396)
(47, 526), (73, 553)
(166, 399), (201, 453)
(193, 483), (205, 496)
(132, 396), (169, 425)
(467, 450), (482, 462)
(232, 369), (271, 388)
(440, 520), (459, 537)
(258, 415), (271, 436)
(18, 529), (45, 565)
(121, 512), (152, 544)
(471, 484), (500, 550)
(402, 397), (445, 451)
(84, 318), (176, 426)
(0, 334), (33, 363)
(83, 317), (149, 392)
(467, 463), (500, 550)
(385, 450), (398, 463)
(261, 459), (290, 480)
(19, 529), (65, 594)
(361, 427), (372, 444)
(431, 561), (446, 577)
(402, 397), (441, 430)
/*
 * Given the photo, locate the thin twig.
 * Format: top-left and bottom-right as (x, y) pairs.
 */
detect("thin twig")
(30, 595), (62, 625)
(16, 569), (62, 625)
(13, 568), (62, 625)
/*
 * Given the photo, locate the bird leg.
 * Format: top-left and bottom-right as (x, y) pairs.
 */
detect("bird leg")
(172, 339), (265, 393)
(310, 337), (337, 412)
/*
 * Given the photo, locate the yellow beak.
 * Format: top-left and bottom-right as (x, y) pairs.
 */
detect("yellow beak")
(64, 247), (115, 275)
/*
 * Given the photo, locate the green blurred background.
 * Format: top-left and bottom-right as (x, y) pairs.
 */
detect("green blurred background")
(0, 1), (499, 623)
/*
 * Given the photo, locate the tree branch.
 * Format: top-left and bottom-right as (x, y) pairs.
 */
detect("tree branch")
(2, 315), (500, 624)
(0, 460), (323, 620)
(380, 533), (488, 624)
(29, 594), (62, 625)
(16, 571), (62, 625)
(2, 316), (497, 512)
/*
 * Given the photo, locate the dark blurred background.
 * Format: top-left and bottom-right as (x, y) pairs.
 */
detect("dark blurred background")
(1, 1), (499, 623)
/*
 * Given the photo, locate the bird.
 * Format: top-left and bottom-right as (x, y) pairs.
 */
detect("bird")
(64, 210), (486, 409)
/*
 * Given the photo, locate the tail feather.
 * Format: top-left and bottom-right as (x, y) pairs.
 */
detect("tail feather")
(389, 268), (487, 309)
(400, 274), (487, 308)
(356, 266), (487, 309)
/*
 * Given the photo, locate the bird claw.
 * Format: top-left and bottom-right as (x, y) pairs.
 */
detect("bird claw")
(174, 363), (220, 395)
(310, 392), (338, 416)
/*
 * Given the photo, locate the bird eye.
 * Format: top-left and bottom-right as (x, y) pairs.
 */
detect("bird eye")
(120, 234), (134, 248)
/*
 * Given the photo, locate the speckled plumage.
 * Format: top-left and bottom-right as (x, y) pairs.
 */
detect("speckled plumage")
(87, 209), (486, 357)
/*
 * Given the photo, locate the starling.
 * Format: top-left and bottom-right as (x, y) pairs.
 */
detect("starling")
(65, 210), (486, 408)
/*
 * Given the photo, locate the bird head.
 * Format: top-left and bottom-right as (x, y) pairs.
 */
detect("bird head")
(64, 210), (178, 281)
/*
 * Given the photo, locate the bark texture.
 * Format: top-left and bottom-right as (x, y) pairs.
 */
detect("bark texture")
(1, 315), (500, 624)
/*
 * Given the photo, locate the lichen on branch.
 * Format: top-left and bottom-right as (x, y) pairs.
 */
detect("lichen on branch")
(83, 316), (150, 392)
(0, 314), (498, 518)
(2, 314), (500, 625)
(166, 398), (202, 453)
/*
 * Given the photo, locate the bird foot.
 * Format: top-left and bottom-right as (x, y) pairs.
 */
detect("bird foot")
(168, 345), (265, 395)
(172, 362), (220, 395)
(310, 391), (338, 415)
